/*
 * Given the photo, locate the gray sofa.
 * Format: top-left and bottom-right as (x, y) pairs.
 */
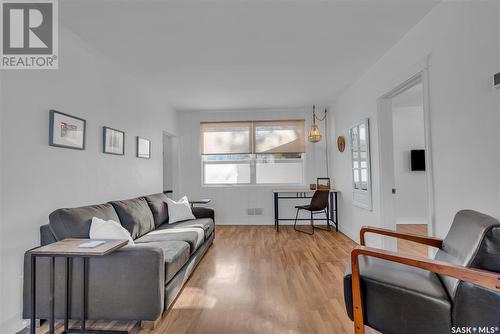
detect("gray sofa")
(22, 192), (215, 325)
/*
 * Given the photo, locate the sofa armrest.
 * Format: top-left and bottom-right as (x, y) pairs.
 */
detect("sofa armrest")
(360, 225), (443, 248)
(23, 245), (165, 321)
(192, 207), (215, 221)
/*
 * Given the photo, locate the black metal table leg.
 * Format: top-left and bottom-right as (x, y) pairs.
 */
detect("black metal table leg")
(274, 192), (279, 232)
(31, 255), (36, 334)
(65, 257), (71, 332)
(335, 192), (338, 232)
(82, 257), (88, 331)
(49, 257), (55, 334)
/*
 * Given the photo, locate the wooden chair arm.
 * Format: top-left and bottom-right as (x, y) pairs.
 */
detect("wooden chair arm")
(360, 226), (443, 248)
(349, 245), (500, 334)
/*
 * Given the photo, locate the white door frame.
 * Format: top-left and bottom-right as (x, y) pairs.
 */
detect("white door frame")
(162, 131), (180, 197)
(377, 68), (435, 250)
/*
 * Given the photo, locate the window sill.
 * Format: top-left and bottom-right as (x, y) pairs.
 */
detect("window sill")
(202, 183), (307, 188)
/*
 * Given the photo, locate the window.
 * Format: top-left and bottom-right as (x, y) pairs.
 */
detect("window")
(350, 119), (372, 210)
(201, 120), (305, 185)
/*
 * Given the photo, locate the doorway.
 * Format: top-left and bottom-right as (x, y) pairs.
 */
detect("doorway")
(163, 132), (179, 198)
(377, 73), (434, 256)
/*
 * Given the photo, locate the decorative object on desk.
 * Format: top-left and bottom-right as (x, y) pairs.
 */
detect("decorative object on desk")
(317, 177), (330, 190)
(103, 126), (125, 155)
(137, 136), (151, 159)
(309, 183), (317, 190)
(165, 196), (196, 223)
(49, 110), (86, 150)
(90, 216), (135, 245)
(337, 136), (346, 152)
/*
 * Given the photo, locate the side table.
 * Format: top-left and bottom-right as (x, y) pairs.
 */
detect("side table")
(29, 238), (128, 334)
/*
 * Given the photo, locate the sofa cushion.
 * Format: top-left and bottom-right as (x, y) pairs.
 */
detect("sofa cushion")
(135, 228), (204, 254)
(158, 218), (214, 240)
(49, 203), (120, 240)
(110, 198), (155, 239)
(137, 240), (190, 283)
(144, 193), (170, 227)
(344, 256), (451, 334)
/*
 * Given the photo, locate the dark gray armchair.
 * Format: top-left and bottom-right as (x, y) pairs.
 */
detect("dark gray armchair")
(344, 210), (500, 334)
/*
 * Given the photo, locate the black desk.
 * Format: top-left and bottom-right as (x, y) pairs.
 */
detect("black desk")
(273, 188), (339, 232)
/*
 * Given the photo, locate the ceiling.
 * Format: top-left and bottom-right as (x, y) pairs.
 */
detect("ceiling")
(61, 0), (439, 111)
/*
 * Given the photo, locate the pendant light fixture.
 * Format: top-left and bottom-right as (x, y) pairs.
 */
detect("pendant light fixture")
(307, 104), (330, 176)
(308, 104), (324, 143)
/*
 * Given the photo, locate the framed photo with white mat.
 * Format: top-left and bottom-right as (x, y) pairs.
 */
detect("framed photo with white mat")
(49, 110), (86, 150)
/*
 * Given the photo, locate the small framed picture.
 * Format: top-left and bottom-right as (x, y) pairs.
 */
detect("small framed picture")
(49, 110), (86, 150)
(317, 177), (331, 190)
(137, 137), (151, 159)
(103, 127), (125, 155)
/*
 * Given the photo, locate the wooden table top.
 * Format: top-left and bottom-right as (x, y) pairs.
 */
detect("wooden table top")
(189, 199), (211, 204)
(30, 238), (128, 256)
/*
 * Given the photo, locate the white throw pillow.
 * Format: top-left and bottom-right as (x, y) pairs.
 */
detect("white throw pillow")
(90, 217), (135, 245)
(165, 196), (195, 224)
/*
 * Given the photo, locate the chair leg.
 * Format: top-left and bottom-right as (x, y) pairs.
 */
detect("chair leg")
(294, 209), (313, 235)
(314, 209), (332, 231)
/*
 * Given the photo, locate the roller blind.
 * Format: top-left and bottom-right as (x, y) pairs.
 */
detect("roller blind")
(200, 120), (305, 155)
(254, 120), (305, 154)
(200, 122), (252, 155)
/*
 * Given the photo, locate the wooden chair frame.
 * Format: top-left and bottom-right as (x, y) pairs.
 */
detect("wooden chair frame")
(351, 226), (500, 334)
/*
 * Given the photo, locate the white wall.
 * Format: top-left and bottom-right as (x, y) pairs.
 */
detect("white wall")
(0, 26), (177, 332)
(392, 106), (427, 224)
(177, 108), (331, 225)
(330, 1), (500, 244)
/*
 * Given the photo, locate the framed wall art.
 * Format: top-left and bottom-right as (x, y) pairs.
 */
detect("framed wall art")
(49, 110), (86, 150)
(103, 126), (125, 155)
(137, 137), (151, 159)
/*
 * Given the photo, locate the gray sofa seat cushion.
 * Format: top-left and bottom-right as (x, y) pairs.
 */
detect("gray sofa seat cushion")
(49, 203), (120, 240)
(137, 241), (190, 283)
(344, 255), (451, 334)
(144, 193), (170, 227)
(135, 228), (204, 254)
(158, 218), (214, 240)
(110, 198), (155, 239)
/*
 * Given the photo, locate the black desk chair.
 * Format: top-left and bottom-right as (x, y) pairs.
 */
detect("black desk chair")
(294, 190), (331, 235)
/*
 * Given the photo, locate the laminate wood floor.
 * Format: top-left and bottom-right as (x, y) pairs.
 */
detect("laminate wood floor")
(396, 224), (429, 257)
(36, 225), (376, 334)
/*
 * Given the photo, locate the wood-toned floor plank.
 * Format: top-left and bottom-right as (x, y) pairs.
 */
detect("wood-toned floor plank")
(37, 226), (374, 334)
(396, 224), (429, 257)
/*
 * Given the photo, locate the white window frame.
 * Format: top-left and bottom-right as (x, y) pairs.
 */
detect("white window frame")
(350, 118), (372, 210)
(202, 153), (305, 187)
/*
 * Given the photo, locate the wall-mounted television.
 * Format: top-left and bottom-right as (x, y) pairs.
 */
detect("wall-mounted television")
(410, 149), (425, 171)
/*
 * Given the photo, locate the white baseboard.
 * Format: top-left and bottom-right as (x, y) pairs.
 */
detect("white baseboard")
(215, 220), (332, 226)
